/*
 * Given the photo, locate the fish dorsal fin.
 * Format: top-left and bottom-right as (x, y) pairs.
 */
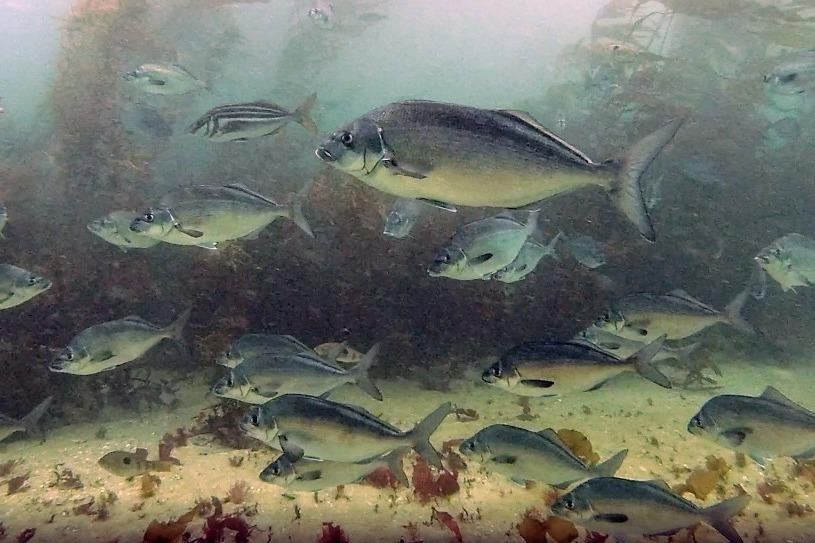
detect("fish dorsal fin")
(495, 109), (595, 165)
(134, 448), (149, 461)
(667, 289), (716, 311)
(760, 386), (813, 414)
(221, 183), (279, 207)
(171, 64), (195, 76)
(123, 315), (150, 325)
(247, 100), (284, 110)
(645, 479), (672, 491)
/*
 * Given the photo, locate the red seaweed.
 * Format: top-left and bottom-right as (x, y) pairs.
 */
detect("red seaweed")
(318, 522), (349, 543)
(585, 532), (610, 543)
(412, 457), (459, 503)
(365, 466), (399, 489)
(16, 529), (35, 543)
(432, 509), (462, 543)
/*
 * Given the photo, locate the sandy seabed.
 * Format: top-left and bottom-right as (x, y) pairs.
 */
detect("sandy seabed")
(1, 352), (814, 543)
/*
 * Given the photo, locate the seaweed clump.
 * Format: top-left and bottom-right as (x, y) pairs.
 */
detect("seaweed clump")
(432, 509), (462, 543)
(411, 457), (460, 503)
(225, 481), (251, 504)
(518, 509), (578, 543)
(556, 429), (599, 466)
(673, 455), (730, 500)
(318, 522), (349, 543)
(6, 473), (30, 495)
(49, 465), (84, 490)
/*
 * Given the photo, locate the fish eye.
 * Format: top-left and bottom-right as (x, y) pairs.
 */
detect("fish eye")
(65, 350), (74, 361)
(227, 376), (234, 387)
(691, 415), (703, 428)
(272, 464), (281, 476)
(491, 365), (502, 377)
(340, 131), (354, 146)
(251, 411), (260, 426)
(122, 457), (131, 465)
(638, 329), (648, 336)
(144, 213), (154, 223)
(564, 497), (575, 509)
(27, 276), (38, 286)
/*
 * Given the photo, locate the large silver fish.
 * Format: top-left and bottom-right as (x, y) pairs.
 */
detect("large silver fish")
(594, 288), (754, 341)
(259, 447), (410, 491)
(481, 335), (670, 397)
(0, 264), (51, 310)
(688, 386), (815, 466)
(218, 334), (312, 368)
(577, 326), (697, 363)
(0, 397), (51, 443)
(459, 424), (627, 487)
(241, 394), (452, 467)
(130, 183), (313, 249)
(316, 100), (683, 241)
(213, 344), (382, 403)
(428, 211), (539, 280)
(87, 210), (162, 251)
(551, 477), (749, 543)
(764, 50), (815, 96)
(189, 94), (317, 142)
(49, 309), (190, 375)
(122, 63), (207, 95)
(755, 233), (815, 293)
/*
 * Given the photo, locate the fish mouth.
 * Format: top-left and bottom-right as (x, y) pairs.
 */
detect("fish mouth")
(130, 219), (149, 232)
(48, 361), (67, 373)
(315, 147), (335, 162)
(481, 371), (497, 384)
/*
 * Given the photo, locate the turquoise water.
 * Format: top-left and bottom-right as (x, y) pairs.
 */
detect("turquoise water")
(1, 1), (815, 542)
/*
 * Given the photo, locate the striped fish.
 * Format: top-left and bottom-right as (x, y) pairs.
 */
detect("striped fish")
(189, 94), (317, 142)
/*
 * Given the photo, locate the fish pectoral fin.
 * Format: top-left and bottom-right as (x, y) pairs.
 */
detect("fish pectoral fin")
(94, 351), (116, 362)
(490, 454), (517, 464)
(417, 199), (457, 212)
(174, 224), (204, 238)
(375, 124), (428, 180)
(720, 427), (752, 447)
(749, 454), (768, 467)
(593, 513), (629, 523)
(510, 476), (530, 487)
(197, 242), (218, 250)
(0, 291), (14, 304)
(296, 469), (324, 482)
(134, 448), (149, 461)
(254, 387), (279, 398)
(468, 253), (494, 266)
(148, 78), (166, 86)
(279, 436), (305, 462)
(520, 379), (555, 388)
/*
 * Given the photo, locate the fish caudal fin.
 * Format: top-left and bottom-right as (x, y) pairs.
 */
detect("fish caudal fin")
(703, 494), (750, 543)
(165, 307), (192, 343)
(288, 181), (314, 238)
(381, 446), (411, 487)
(612, 118), (684, 242)
(545, 231), (563, 261)
(293, 93), (318, 135)
(408, 402), (453, 469)
(724, 288), (756, 335)
(592, 448), (628, 477)
(21, 396), (52, 438)
(351, 343), (383, 401)
(627, 334), (672, 388)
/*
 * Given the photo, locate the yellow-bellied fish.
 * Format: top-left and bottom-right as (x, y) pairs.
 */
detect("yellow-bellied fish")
(481, 335), (670, 396)
(551, 477), (749, 543)
(130, 183), (313, 249)
(317, 100), (683, 241)
(459, 424), (627, 487)
(0, 264), (51, 310)
(241, 394), (452, 467)
(49, 309), (190, 375)
(755, 233), (815, 293)
(218, 334), (312, 368)
(122, 63), (207, 95)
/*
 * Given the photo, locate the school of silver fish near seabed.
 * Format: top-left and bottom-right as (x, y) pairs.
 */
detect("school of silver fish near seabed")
(4, 1), (815, 542)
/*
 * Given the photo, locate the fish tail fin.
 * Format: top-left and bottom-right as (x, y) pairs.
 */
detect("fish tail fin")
(293, 93), (318, 135)
(381, 446), (411, 487)
(703, 494), (750, 543)
(545, 231), (563, 261)
(21, 396), (52, 437)
(187, 116), (209, 135)
(408, 402), (453, 469)
(611, 118), (684, 242)
(725, 288), (756, 335)
(350, 343), (383, 401)
(165, 307), (192, 343)
(592, 448), (628, 477)
(673, 341), (700, 361)
(627, 334), (672, 388)
(287, 181), (314, 238)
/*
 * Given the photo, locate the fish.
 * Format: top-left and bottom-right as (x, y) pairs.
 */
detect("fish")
(87, 210), (162, 251)
(0, 397), (51, 443)
(594, 288), (754, 341)
(316, 100), (684, 241)
(754, 233), (815, 293)
(129, 183), (313, 250)
(490, 233), (561, 283)
(428, 211), (539, 281)
(0, 264), (52, 310)
(213, 343), (383, 403)
(136, 104), (173, 138)
(218, 334), (311, 368)
(383, 197), (423, 239)
(98, 448), (178, 479)
(564, 233), (606, 269)
(259, 447), (410, 491)
(122, 63), (207, 95)
(688, 386), (815, 466)
(0, 204), (6, 238)
(576, 326), (698, 363)
(764, 50), (815, 95)
(459, 424), (627, 487)
(188, 94), (318, 142)
(308, 2), (335, 28)
(240, 394), (452, 467)
(49, 308), (190, 375)
(481, 335), (670, 397)
(551, 477), (749, 543)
